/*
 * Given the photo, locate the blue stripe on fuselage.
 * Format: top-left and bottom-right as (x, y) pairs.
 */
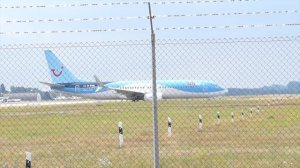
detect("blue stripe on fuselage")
(104, 80), (225, 93)
(52, 82), (111, 94)
(52, 80), (225, 94)
(158, 81), (224, 93)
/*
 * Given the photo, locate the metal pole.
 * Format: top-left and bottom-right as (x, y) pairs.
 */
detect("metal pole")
(148, 2), (160, 168)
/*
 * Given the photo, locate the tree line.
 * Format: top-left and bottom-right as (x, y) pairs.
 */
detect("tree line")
(1, 83), (40, 94)
(0, 83), (53, 100)
(226, 81), (300, 96)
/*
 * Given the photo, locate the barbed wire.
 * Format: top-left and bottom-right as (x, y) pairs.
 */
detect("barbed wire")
(0, 16), (144, 24)
(156, 9), (299, 18)
(1, 36), (299, 49)
(1, 10), (298, 24)
(0, 23), (299, 35)
(0, 0), (256, 9)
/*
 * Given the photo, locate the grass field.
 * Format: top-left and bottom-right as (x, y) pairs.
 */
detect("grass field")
(0, 95), (300, 167)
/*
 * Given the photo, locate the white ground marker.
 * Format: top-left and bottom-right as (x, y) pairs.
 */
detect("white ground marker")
(25, 151), (32, 168)
(198, 114), (203, 130)
(241, 111), (244, 120)
(14, 160), (18, 168)
(3, 162), (8, 168)
(168, 117), (172, 137)
(257, 106), (260, 112)
(217, 111), (221, 124)
(118, 121), (124, 148)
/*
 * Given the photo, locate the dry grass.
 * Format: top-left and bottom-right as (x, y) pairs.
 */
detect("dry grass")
(0, 95), (299, 167)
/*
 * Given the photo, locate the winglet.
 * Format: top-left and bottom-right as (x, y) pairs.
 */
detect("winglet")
(94, 75), (109, 92)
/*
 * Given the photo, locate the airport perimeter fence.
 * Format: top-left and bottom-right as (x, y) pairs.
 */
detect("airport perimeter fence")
(0, 36), (300, 167)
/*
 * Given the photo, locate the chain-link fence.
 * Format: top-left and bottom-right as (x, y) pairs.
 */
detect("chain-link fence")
(0, 37), (300, 167)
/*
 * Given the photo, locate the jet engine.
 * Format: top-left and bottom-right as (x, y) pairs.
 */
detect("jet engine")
(144, 92), (163, 101)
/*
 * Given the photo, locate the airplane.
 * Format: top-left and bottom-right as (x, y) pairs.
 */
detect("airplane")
(41, 50), (227, 101)
(0, 96), (9, 102)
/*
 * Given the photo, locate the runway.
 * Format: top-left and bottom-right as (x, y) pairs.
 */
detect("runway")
(0, 99), (122, 108)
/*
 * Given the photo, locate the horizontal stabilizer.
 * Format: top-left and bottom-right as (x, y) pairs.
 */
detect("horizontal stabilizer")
(40, 82), (65, 88)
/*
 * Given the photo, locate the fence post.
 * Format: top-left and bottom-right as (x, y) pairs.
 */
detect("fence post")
(148, 2), (160, 167)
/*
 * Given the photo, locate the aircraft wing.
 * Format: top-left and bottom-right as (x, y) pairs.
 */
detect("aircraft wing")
(94, 75), (145, 100)
(111, 88), (145, 100)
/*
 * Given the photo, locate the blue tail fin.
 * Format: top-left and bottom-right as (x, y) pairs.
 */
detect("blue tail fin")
(44, 50), (81, 83)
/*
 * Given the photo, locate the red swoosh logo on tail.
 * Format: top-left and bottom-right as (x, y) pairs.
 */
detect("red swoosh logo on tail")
(51, 66), (64, 77)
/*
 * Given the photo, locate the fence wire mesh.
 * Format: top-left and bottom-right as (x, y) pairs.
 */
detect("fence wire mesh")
(0, 37), (300, 167)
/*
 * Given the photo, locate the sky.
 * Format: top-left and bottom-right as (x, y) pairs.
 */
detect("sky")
(0, 0), (299, 90)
